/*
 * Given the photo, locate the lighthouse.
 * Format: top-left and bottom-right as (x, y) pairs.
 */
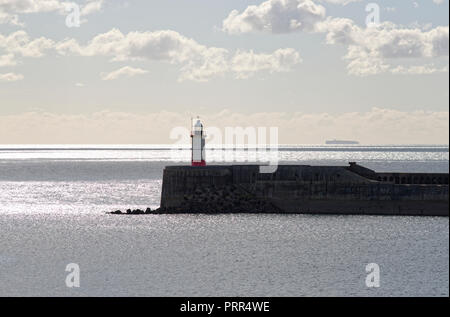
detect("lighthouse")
(191, 118), (206, 166)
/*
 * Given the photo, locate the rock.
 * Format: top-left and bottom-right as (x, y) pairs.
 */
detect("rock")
(107, 210), (122, 214)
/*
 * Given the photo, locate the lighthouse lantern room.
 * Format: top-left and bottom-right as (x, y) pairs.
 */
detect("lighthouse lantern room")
(191, 118), (206, 166)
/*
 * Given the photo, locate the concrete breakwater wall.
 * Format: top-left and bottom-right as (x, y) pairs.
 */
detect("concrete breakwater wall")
(159, 164), (449, 216)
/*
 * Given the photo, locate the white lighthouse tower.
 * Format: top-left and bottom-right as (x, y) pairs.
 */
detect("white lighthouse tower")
(191, 117), (206, 166)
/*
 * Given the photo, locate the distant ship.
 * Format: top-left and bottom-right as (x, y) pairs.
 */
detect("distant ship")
(325, 139), (360, 145)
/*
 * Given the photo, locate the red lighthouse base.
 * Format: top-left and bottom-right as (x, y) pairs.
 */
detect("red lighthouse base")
(191, 160), (206, 167)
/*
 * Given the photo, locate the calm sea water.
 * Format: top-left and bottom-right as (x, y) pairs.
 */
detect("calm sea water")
(0, 145), (448, 296)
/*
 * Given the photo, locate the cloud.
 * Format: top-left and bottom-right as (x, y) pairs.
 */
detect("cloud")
(101, 66), (148, 80)
(320, 19), (449, 59)
(81, 0), (104, 15)
(223, 1), (449, 76)
(433, 0), (444, 4)
(56, 28), (230, 81)
(0, 53), (17, 67)
(231, 48), (302, 78)
(0, 10), (22, 25)
(57, 28), (217, 60)
(0, 108), (448, 144)
(1, 28), (301, 81)
(391, 64), (449, 75)
(318, 18), (449, 76)
(0, 0), (66, 12)
(0, 72), (23, 82)
(55, 28), (301, 81)
(0, 0), (105, 25)
(222, 0), (326, 34)
(319, 0), (360, 4)
(0, 30), (55, 57)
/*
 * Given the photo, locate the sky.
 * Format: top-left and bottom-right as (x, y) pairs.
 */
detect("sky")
(0, 0), (449, 144)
